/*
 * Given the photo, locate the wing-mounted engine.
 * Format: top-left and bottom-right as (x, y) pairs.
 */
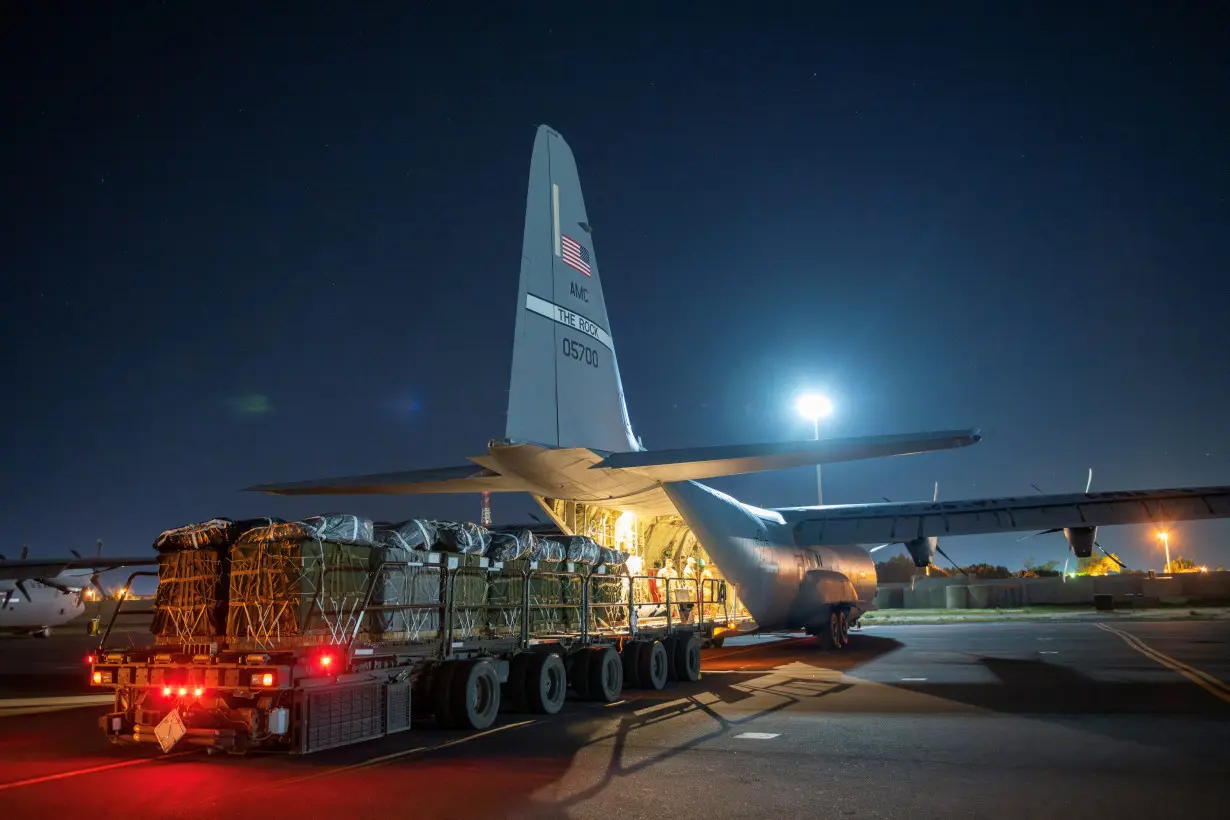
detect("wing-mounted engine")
(904, 536), (937, 567)
(1063, 526), (1097, 558)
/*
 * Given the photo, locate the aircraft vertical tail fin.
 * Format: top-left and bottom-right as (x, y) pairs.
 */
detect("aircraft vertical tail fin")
(505, 125), (639, 454)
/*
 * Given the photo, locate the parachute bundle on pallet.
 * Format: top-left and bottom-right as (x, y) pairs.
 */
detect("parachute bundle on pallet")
(372, 521), (444, 640)
(489, 560), (573, 634)
(486, 528), (537, 562)
(151, 517), (279, 642)
(226, 516), (377, 648)
(434, 520), (490, 555)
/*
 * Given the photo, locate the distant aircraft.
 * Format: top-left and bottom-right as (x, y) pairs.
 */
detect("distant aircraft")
(0, 543), (155, 637)
(249, 125), (1230, 649)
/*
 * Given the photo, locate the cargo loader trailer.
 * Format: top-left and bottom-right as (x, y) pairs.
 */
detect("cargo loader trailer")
(89, 553), (736, 755)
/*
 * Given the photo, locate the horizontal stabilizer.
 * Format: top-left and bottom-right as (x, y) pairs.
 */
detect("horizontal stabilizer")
(592, 429), (981, 482)
(246, 464), (531, 496)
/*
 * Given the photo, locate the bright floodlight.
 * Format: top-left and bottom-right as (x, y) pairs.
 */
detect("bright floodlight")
(796, 392), (833, 422)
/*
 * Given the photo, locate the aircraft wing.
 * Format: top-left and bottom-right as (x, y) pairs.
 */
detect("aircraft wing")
(783, 486), (1230, 545)
(0, 556), (158, 582)
(246, 464), (533, 496)
(593, 429), (981, 482)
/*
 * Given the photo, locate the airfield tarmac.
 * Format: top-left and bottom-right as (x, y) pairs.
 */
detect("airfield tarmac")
(1, 619), (1227, 819)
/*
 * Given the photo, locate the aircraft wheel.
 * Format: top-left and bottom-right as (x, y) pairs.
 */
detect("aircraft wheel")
(816, 609), (842, 650)
(33, 627), (51, 639)
(586, 646), (623, 702)
(432, 662), (460, 728)
(621, 643), (642, 689)
(637, 640), (669, 690)
(526, 652), (567, 715)
(569, 647), (593, 698)
(502, 653), (532, 713)
(450, 660), (501, 730)
(708, 637), (725, 649)
(673, 634), (701, 682)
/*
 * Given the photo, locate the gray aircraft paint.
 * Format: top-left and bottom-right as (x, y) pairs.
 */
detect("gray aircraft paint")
(0, 575), (87, 634)
(248, 123), (1230, 634)
(506, 125), (638, 454)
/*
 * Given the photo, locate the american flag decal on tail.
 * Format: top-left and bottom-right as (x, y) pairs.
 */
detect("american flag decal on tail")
(561, 234), (591, 276)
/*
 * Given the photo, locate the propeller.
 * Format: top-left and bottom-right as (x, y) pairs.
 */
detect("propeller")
(1018, 469), (1122, 574)
(870, 482), (966, 576)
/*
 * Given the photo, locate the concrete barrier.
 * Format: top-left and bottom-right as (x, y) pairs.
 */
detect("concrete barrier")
(874, 571), (1230, 609)
(944, 585), (969, 609)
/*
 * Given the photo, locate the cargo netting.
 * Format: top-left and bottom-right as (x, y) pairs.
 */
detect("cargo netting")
(151, 517), (281, 643)
(152, 511), (637, 650)
(226, 516), (377, 649)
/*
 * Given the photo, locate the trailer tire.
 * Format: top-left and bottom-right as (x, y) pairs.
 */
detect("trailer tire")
(503, 653), (532, 713)
(450, 660), (500, 731)
(570, 648), (593, 699)
(673, 634), (701, 682)
(432, 662), (460, 729)
(621, 643), (641, 689)
(662, 637), (680, 681)
(526, 652), (567, 715)
(586, 646), (623, 702)
(637, 640), (669, 690)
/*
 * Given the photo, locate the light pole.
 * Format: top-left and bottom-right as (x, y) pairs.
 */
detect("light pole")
(795, 392), (833, 506)
(1158, 531), (1171, 574)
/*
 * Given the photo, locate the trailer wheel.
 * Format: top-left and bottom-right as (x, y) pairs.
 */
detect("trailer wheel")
(432, 662), (460, 728)
(621, 643), (641, 689)
(673, 634), (701, 682)
(586, 646), (623, 702)
(662, 637), (680, 681)
(637, 640), (669, 690)
(526, 652), (567, 715)
(569, 648), (593, 699)
(450, 660), (500, 731)
(502, 653), (532, 713)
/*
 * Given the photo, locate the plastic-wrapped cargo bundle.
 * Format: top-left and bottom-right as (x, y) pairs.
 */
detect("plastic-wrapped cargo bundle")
(434, 520), (490, 555)
(226, 520), (376, 647)
(368, 542), (443, 639)
(531, 539), (566, 562)
(599, 547), (630, 567)
(590, 573), (630, 630)
(486, 528), (537, 562)
(538, 535), (602, 565)
(151, 517), (280, 641)
(301, 513), (375, 545)
(374, 519), (437, 552)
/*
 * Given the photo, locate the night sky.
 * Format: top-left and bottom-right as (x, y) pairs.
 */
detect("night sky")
(4, 2), (1228, 576)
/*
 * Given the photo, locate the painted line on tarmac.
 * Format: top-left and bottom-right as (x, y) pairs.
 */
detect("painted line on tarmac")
(1095, 622), (1230, 705)
(265, 719), (538, 788)
(0, 695), (113, 709)
(0, 752), (196, 792)
(0, 695), (115, 719)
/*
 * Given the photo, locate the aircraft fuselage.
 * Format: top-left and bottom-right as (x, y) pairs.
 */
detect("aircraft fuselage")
(0, 576), (87, 636)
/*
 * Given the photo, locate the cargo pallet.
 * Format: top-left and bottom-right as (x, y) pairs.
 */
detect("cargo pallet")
(89, 552), (748, 755)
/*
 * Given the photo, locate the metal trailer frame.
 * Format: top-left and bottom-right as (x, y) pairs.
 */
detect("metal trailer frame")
(88, 553), (748, 755)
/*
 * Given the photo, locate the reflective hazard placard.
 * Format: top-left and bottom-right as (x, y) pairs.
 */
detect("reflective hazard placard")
(154, 707), (187, 753)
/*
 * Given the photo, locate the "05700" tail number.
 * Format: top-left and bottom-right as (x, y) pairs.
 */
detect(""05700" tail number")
(562, 337), (599, 368)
